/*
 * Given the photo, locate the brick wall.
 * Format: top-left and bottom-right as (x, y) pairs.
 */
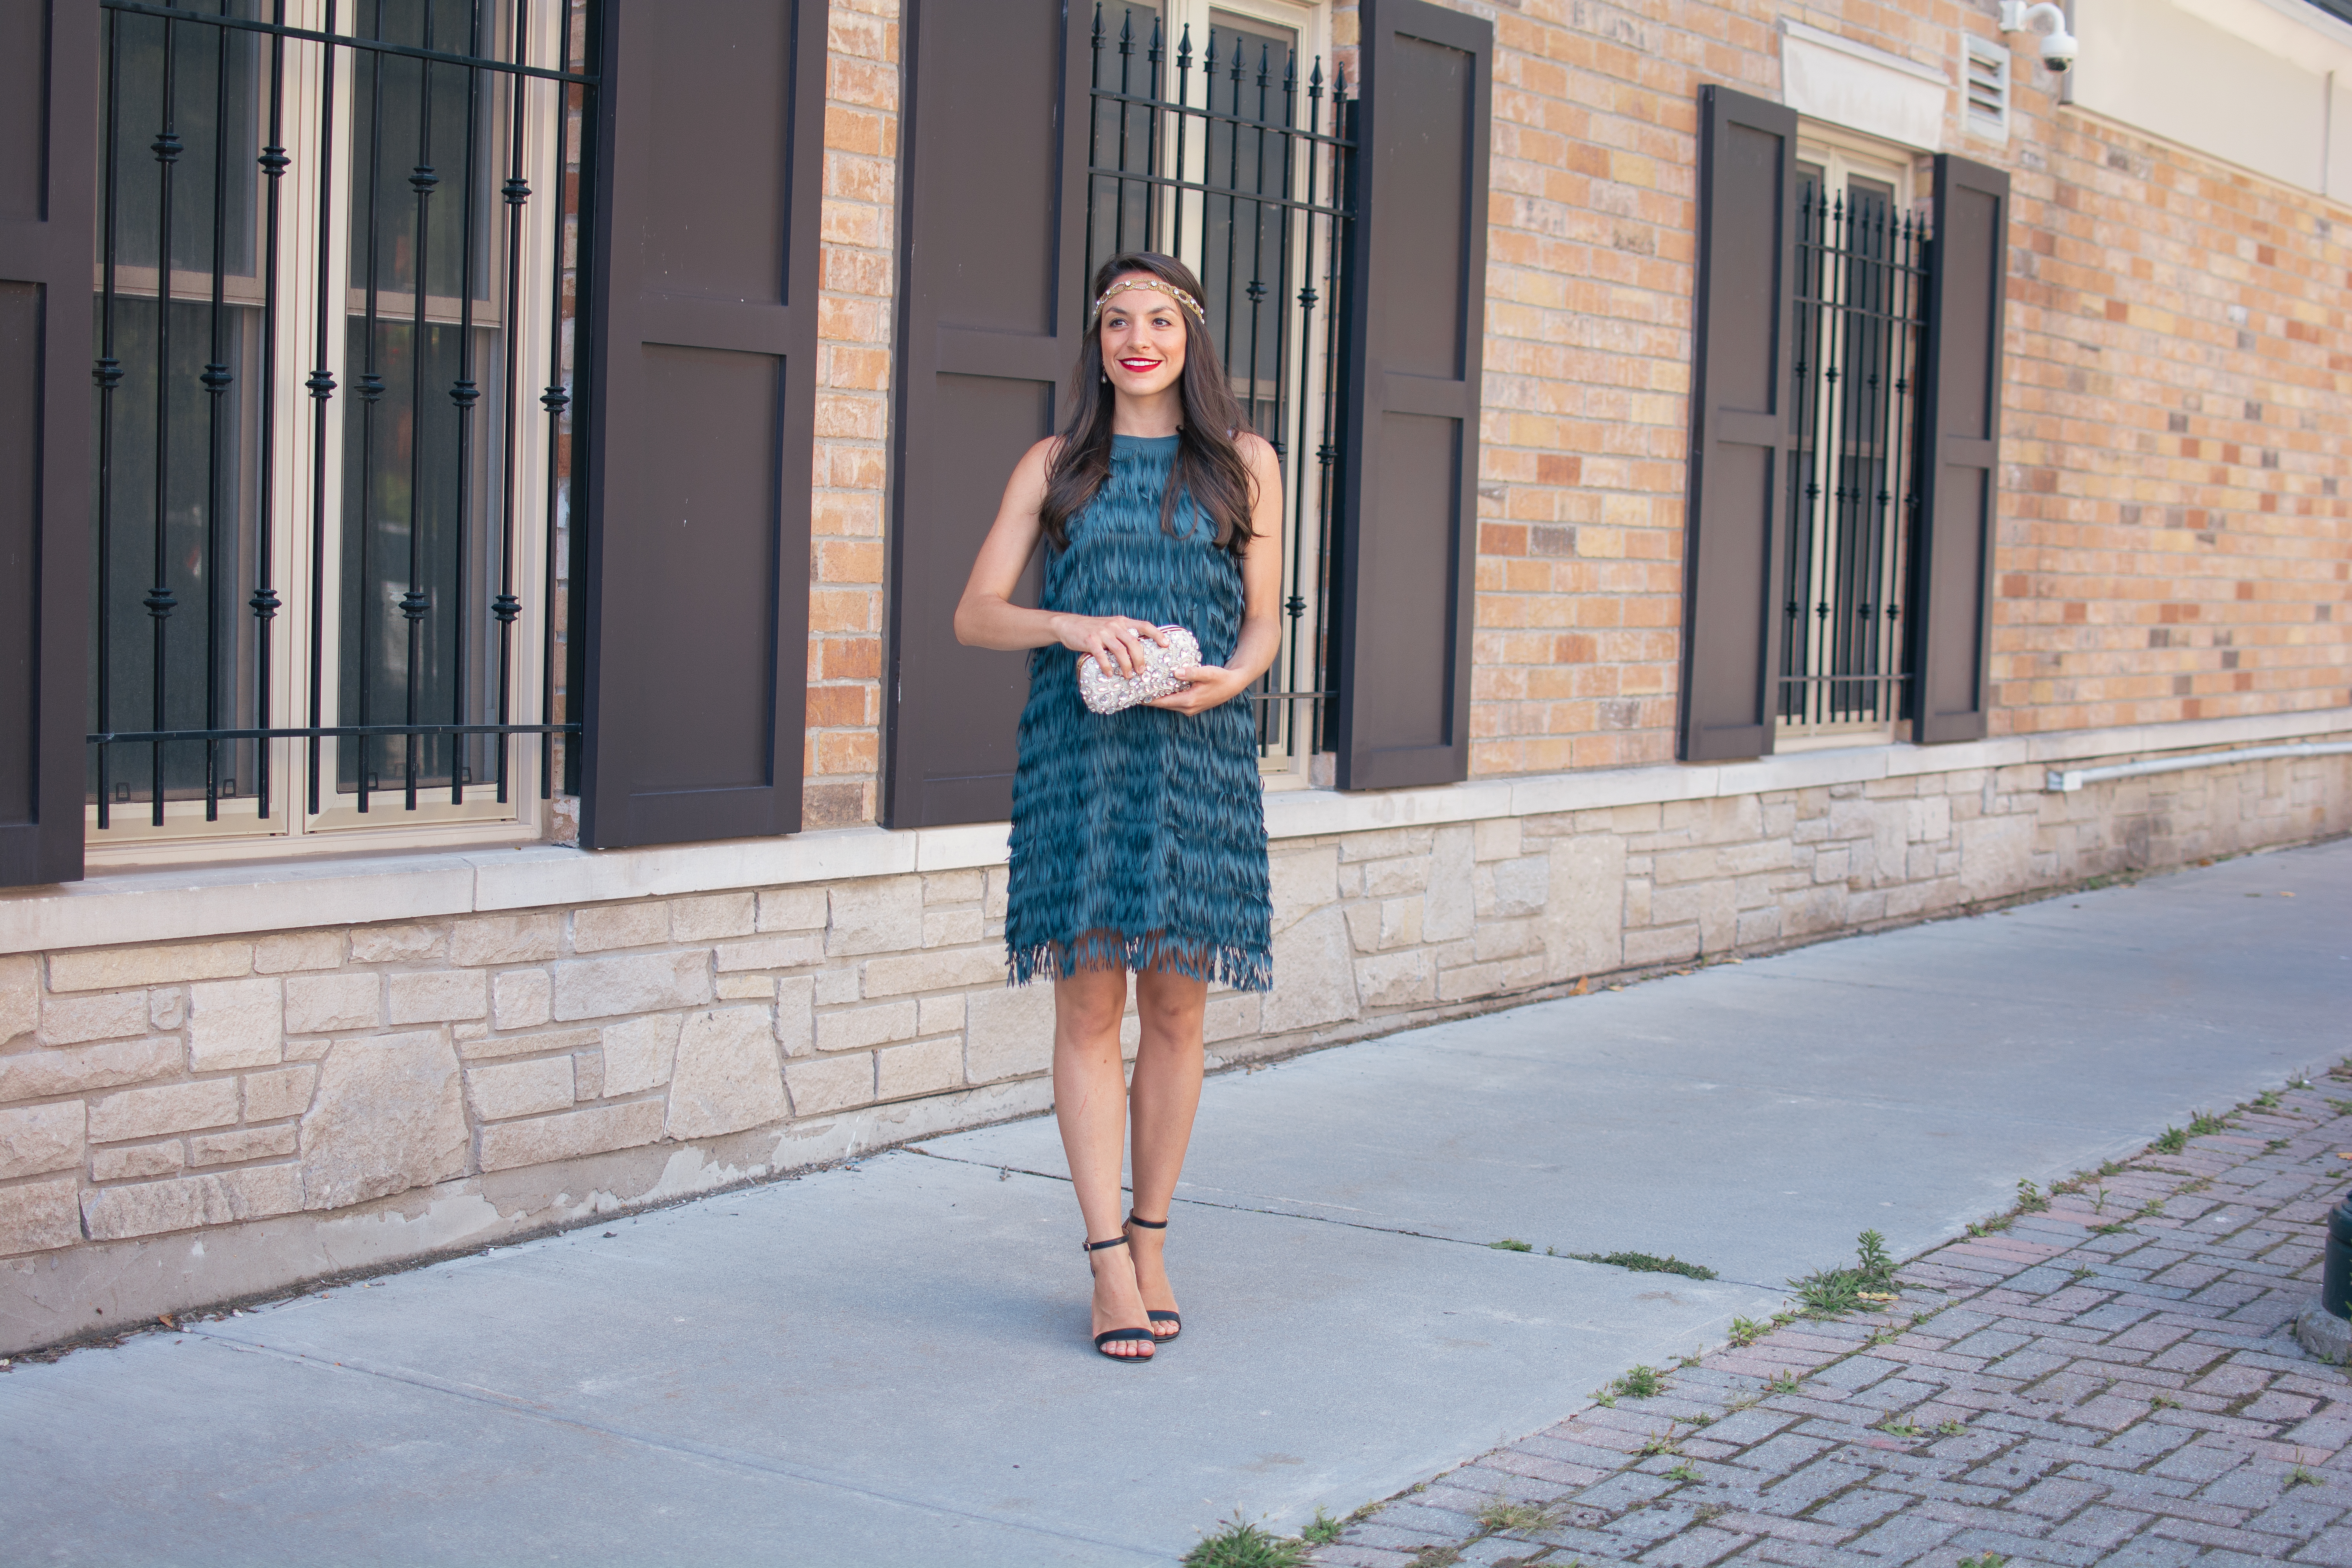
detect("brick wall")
(804, 0), (900, 829)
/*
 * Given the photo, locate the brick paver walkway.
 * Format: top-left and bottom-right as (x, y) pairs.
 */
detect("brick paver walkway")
(1308, 1080), (2352, 1568)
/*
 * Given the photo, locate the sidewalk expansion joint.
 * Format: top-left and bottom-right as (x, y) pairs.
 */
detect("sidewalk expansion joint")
(902, 1144), (1786, 1293)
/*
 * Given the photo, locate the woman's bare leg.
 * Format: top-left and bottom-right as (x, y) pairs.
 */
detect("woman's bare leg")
(1053, 963), (1152, 1357)
(1126, 967), (1207, 1335)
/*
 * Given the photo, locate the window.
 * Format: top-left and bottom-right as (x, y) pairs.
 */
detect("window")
(1682, 86), (2007, 763)
(1780, 134), (1929, 748)
(1087, 0), (1346, 782)
(86, 0), (586, 864)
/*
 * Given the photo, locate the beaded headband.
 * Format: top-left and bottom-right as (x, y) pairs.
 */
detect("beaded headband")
(1092, 276), (1205, 325)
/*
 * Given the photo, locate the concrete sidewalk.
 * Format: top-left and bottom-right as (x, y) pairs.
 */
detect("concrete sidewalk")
(3, 840), (2344, 1566)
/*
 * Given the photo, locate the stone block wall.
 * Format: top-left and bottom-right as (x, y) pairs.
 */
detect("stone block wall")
(3, 740), (2343, 1350)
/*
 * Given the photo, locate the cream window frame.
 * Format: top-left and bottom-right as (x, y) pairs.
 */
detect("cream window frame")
(87, 0), (571, 869)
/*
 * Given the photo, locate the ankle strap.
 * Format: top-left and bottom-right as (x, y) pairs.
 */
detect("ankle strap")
(1125, 1212), (1169, 1230)
(1082, 1234), (1131, 1254)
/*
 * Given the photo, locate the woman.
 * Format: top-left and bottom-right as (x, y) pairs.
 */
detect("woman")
(954, 253), (1281, 1362)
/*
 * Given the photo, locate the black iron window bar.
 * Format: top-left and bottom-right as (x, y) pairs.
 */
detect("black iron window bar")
(89, 0), (591, 836)
(1780, 178), (1930, 730)
(1084, 4), (1353, 761)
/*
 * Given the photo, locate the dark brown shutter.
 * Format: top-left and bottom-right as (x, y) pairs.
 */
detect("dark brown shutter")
(881, 0), (1087, 829)
(575, 1), (825, 848)
(1910, 154), (2009, 744)
(0, 1), (94, 887)
(1330, 0), (1491, 792)
(1676, 86), (1798, 763)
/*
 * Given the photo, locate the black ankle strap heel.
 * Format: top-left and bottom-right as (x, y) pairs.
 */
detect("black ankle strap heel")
(1083, 1233), (1154, 1362)
(1124, 1212), (1180, 1341)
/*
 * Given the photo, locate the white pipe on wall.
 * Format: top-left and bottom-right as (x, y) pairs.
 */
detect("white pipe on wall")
(2044, 740), (2352, 793)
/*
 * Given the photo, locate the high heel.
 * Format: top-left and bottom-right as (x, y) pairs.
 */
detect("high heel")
(1083, 1234), (1155, 1362)
(1126, 1212), (1180, 1341)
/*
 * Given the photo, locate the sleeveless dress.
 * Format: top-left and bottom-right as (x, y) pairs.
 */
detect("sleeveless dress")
(1003, 434), (1274, 992)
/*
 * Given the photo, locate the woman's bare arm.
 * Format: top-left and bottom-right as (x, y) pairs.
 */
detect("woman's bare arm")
(953, 437), (1168, 678)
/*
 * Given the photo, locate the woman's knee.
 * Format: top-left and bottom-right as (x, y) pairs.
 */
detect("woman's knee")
(1054, 967), (1129, 1036)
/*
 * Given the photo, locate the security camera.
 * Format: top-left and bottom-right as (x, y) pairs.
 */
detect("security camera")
(1998, 1), (2076, 72)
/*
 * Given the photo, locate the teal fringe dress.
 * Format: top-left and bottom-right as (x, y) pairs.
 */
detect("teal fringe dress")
(1004, 434), (1273, 991)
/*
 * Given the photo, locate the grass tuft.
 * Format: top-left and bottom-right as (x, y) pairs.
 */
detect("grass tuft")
(2188, 1110), (2230, 1137)
(1475, 1497), (1553, 1534)
(1183, 1515), (1305, 1568)
(1488, 1238), (1534, 1252)
(1298, 1510), (1343, 1546)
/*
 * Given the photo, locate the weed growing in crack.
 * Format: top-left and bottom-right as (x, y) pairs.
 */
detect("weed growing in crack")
(1404, 1548), (1461, 1568)
(2138, 1200), (2167, 1218)
(1663, 1462), (1701, 1483)
(2188, 1110), (2230, 1137)
(2152, 1126), (2188, 1153)
(2289, 1466), (2323, 1489)
(1938, 1419), (1967, 1435)
(1182, 1514), (1305, 1568)
(2069, 1265), (2096, 1282)
(2152, 1393), (2181, 1408)
(2257, 1090), (2283, 1109)
(2016, 1179), (2049, 1212)
(2267, 1139), (2291, 1153)
(1298, 1509), (1343, 1546)
(1612, 1365), (1665, 1399)
(1791, 1230), (1899, 1315)
(1489, 1238), (1534, 1252)
(1637, 1428), (1683, 1457)
(1728, 1316), (1769, 1347)
(1958, 1555), (2008, 1568)
(1566, 1250), (1718, 1280)
(1880, 1421), (1922, 1437)
(2091, 1222), (2133, 1235)
(1767, 1372), (1803, 1395)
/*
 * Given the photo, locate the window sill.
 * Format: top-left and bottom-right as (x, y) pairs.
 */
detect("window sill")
(9, 706), (2345, 957)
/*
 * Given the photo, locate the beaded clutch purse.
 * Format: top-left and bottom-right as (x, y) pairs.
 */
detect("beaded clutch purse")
(1077, 625), (1202, 715)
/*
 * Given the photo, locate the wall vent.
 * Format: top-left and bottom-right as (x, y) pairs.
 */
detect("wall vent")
(1964, 36), (2011, 140)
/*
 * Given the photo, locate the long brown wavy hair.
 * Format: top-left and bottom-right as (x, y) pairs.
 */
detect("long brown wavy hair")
(1039, 252), (1258, 557)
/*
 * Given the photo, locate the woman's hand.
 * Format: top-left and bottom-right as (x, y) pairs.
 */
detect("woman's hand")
(1145, 662), (1250, 715)
(1055, 613), (1168, 679)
